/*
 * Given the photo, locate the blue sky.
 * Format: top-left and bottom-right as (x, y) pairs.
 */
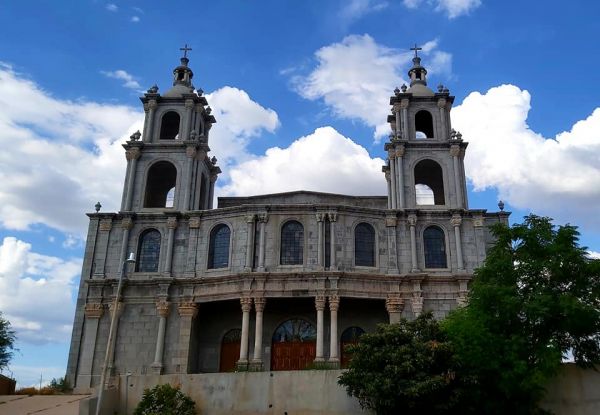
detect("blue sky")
(1, 0), (599, 387)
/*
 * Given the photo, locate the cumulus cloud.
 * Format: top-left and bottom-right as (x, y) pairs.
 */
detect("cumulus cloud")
(588, 251), (600, 260)
(403, 0), (481, 18)
(340, 0), (389, 25)
(293, 34), (452, 141)
(220, 126), (386, 197)
(131, 16), (140, 23)
(452, 84), (600, 230)
(0, 237), (81, 344)
(105, 3), (118, 12)
(101, 69), (141, 90)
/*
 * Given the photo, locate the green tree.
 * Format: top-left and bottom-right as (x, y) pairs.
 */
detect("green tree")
(134, 383), (196, 415)
(338, 313), (467, 415)
(444, 215), (600, 414)
(0, 311), (16, 371)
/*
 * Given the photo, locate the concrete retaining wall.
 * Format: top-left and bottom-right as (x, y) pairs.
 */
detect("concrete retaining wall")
(96, 365), (599, 415)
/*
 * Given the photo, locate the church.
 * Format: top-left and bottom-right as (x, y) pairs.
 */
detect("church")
(66, 48), (508, 391)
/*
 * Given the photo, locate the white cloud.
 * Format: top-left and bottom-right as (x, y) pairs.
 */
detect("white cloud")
(105, 3), (118, 12)
(293, 35), (452, 141)
(452, 84), (600, 230)
(131, 16), (140, 23)
(588, 251), (600, 260)
(340, 0), (389, 25)
(0, 237), (81, 344)
(0, 63), (142, 235)
(220, 126), (385, 197)
(101, 69), (141, 90)
(402, 0), (481, 18)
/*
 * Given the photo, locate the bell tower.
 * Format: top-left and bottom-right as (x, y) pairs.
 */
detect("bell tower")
(382, 46), (468, 210)
(120, 46), (220, 213)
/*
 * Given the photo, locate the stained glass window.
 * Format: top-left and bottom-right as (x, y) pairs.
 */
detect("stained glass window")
(136, 229), (161, 272)
(424, 226), (447, 268)
(222, 328), (242, 343)
(355, 223), (375, 267)
(280, 221), (303, 265)
(341, 326), (365, 342)
(208, 224), (230, 269)
(272, 319), (316, 342)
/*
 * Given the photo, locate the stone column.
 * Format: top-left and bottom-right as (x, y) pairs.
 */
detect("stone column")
(411, 279), (423, 317)
(401, 99), (409, 140)
(385, 214), (399, 274)
(395, 145), (405, 209)
(144, 99), (157, 142)
(142, 102), (150, 142)
(388, 151), (397, 209)
(251, 297), (266, 368)
(473, 215), (486, 265)
(93, 218), (113, 278)
(408, 214), (419, 272)
(328, 295), (340, 365)
(438, 98), (447, 138)
(456, 278), (469, 307)
(328, 212), (337, 270)
(185, 217), (200, 277)
(163, 217), (177, 277)
(183, 99), (194, 140)
(450, 145), (463, 208)
(123, 147), (141, 211)
(385, 171), (392, 209)
(208, 174), (217, 209)
(151, 301), (170, 374)
(238, 297), (253, 368)
(315, 295), (326, 362)
(107, 301), (123, 375)
(118, 217), (133, 270)
(175, 302), (198, 374)
(316, 213), (325, 269)
(257, 213), (268, 272)
(451, 214), (464, 271)
(244, 214), (256, 272)
(385, 294), (403, 324)
(394, 106), (401, 138)
(76, 303), (104, 388)
(182, 146), (196, 211)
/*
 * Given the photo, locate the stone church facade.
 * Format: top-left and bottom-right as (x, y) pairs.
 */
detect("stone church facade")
(66, 51), (508, 391)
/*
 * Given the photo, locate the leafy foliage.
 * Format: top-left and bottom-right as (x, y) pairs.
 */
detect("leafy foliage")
(338, 313), (467, 415)
(133, 383), (196, 415)
(444, 215), (600, 414)
(0, 311), (16, 370)
(49, 377), (71, 393)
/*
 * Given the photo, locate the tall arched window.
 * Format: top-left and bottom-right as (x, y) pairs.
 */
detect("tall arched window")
(355, 223), (375, 267)
(208, 224), (231, 269)
(159, 111), (180, 140)
(136, 229), (161, 272)
(423, 226), (447, 268)
(280, 220), (303, 265)
(415, 110), (434, 139)
(414, 159), (445, 205)
(144, 161), (177, 208)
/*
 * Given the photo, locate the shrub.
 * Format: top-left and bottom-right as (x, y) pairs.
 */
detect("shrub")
(133, 383), (196, 415)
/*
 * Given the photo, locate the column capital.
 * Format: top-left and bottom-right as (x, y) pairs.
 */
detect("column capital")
(166, 217), (178, 230)
(387, 149), (397, 160)
(328, 295), (340, 311)
(407, 213), (418, 227)
(400, 98), (410, 109)
(450, 214), (462, 227)
(385, 213), (397, 227)
(186, 146), (197, 158)
(108, 301), (124, 318)
(147, 99), (158, 110)
(184, 99), (194, 108)
(121, 217), (134, 230)
(437, 97), (447, 108)
(327, 212), (337, 222)
(472, 215), (484, 228)
(315, 212), (326, 222)
(178, 302), (198, 318)
(245, 214), (256, 223)
(258, 212), (269, 223)
(156, 301), (170, 318)
(188, 217), (201, 229)
(395, 145), (405, 158)
(240, 297), (253, 313)
(84, 302), (104, 319)
(385, 294), (404, 314)
(125, 147), (141, 161)
(254, 297), (266, 312)
(315, 295), (327, 311)
(99, 219), (113, 232)
(449, 144), (461, 157)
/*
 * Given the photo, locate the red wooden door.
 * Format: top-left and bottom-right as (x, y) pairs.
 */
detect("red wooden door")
(220, 329), (241, 372)
(271, 341), (316, 370)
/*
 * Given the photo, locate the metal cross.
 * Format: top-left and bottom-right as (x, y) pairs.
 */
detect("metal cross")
(410, 44), (422, 58)
(180, 44), (192, 58)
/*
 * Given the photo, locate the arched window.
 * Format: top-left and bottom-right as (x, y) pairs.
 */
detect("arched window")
(280, 221), (303, 265)
(414, 159), (445, 205)
(424, 226), (447, 268)
(208, 224), (231, 269)
(355, 223), (375, 267)
(271, 318), (316, 371)
(144, 161), (177, 208)
(159, 111), (180, 140)
(341, 326), (365, 368)
(136, 229), (161, 272)
(415, 110), (434, 139)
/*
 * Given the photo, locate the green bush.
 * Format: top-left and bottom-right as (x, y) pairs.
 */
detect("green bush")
(133, 383), (196, 415)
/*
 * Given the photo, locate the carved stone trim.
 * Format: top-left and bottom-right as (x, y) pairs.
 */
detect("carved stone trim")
(327, 212), (338, 222)
(258, 213), (269, 223)
(240, 297), (253, 313)
(125, 147), (141, 161)
(166, 217), (178, 230)
(473, 216), (484, 228)
(395, 145), (405, 158)
(156, 301), (170, 318)
(148, 100), (158, 110)
(189, 217), (201, 229)
(407, 214), (418, 227)
(450, 215), (462, 227)
(121, 217), (134, 230)
(328, 295), (340, 312)
(315, 212), (326, 222)
(437, 98), (447, 108)
(245, 214), (256, 223)
(449, 145), (461, 157)
(385, 214), (397, 227)
(84, 302), (104, 319)
(184, 99), (194, 109)
(254, 297), (266, 313)
(178, 302), (198, 318)
(400, 98), (409, 109)
(385, 294), (404, 314)
(411, 296), (424, 316)
(315, 295), (326, 311)
(99, 219), (113, 232)
(186, 146), (197, 158)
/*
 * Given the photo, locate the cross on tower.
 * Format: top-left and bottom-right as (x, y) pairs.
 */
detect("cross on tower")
(410, 44), (422, 58)
(180, 44), (192, 59)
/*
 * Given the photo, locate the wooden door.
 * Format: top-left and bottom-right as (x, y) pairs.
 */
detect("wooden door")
(271, 341), (316, 370)
(219, 329), (241, 372)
